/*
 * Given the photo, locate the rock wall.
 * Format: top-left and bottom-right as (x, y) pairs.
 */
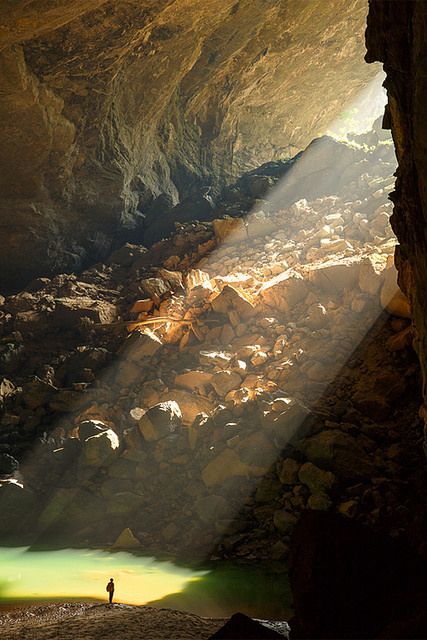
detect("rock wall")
(0, 0), (376, 291)
(365, 1), (427, 450)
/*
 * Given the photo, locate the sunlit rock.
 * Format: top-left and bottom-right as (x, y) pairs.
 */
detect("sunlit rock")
(358, 255), (386, 295)
(111, 527), (142, 550)
(120, 329), (163, 362)
(138, 401), (182, 442)
(82, 429), (120, 466)
(160, 390), (213, 425)
(213, 218), (247, 244)
(259, 270), (308, 313)
(380, 263), (411, 318)
(210, 284), (255, 318)
(211, 370), (242, 397)
(308, 257), (361, 293)
(174, 370), (213, 394)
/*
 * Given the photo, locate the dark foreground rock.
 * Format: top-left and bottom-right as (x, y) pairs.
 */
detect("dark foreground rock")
(209, 612), (289, 639)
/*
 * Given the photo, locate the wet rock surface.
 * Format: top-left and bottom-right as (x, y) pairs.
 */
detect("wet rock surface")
(0, 131), (425, 574)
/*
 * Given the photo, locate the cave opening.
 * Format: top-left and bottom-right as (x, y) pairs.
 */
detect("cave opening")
(1, 1), (427, 638)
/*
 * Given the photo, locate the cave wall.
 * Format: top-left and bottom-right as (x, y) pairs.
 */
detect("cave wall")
(365, 0), (427, 447)
(0, 0), (376, 291)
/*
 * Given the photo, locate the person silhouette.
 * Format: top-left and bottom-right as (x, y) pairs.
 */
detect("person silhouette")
(106, 577), (115, 604)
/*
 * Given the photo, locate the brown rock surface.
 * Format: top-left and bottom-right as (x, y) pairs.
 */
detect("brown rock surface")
(0, 0), (376, 290)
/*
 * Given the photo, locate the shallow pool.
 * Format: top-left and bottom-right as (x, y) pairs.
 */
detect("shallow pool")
(0, 547), (292, 619)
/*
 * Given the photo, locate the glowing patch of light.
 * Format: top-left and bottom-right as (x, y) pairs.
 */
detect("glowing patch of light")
(0, 547), (207, 604)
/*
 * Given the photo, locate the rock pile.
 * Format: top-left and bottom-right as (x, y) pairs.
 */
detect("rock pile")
(0, 131), (424, 562)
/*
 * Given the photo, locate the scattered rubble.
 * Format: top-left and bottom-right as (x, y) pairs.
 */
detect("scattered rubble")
(0, 128), (424, 563)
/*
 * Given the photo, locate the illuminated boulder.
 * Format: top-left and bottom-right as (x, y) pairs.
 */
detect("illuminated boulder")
(138, 400), (182, 442)
(259, 270), (308, 313)
(82, 429), (120, 466)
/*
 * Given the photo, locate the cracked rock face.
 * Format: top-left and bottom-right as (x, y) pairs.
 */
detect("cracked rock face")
(365, 0), (427, 446)
(0, 0), (375, 291)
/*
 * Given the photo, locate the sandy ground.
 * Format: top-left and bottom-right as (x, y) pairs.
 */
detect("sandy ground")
(0, 602), (228, 639)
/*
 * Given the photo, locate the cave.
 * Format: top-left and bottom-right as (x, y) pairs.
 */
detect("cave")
(1, 1), (427, 638)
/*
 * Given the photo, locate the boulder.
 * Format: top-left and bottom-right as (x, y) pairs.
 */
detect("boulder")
(211, 370), (242, 396)
(202, 448), (267, 487)
(81, 429), (120, 466)
(78, 419), (109, 441)
(194, 494), (232, 524)
(259, 270), (308, 313)
(380, 264), (411, 318)
(209, 612), (288, 639)
(304, 303), (328, 329)
(107, 243), (147, 267)
(0, 453), (19, 477)
(212, 218), (247, 244)
(138, 401), (182, 441)
(273, 510), (298, 534)
(358, 255), (385, 295)
(22, 377), (57, 410)
(211, 285), (255, 318)
(174, 370), (213, 394)
(160, 390), (213, 425)
(298, 462), (336, 494)
(0, 480), (36, 535)
(308, 257), (361, 293)
(53, 296), (117, 327)
(301, 430), (374, 481)
(278, 458), (300, 485)
(130, 299), (154, 314)
(111, 527), (142, 549)
(120, 328), (163, 362)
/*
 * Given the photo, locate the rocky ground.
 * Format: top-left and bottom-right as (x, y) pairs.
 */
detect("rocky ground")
(0, 603), (227, 640)
(1, 124), (426, 564)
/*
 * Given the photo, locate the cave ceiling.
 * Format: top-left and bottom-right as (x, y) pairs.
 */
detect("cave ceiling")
(0, 0), (377, 290)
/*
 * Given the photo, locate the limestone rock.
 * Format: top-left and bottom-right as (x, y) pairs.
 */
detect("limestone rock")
(174, 370), (213, 394)
(278, 458), (300, 484)
(78, 419), (109, 441)
(273, 510), (298, 534)
(82, 429), (120, 466)
(138, 401), (182, 442)
(308, 258), (361, 293)
(0, 480), (35, 535)
(307, 493), (332, 511)
(212, 218), (247, 244)
(53, 297), (117, 327)
(259, 270), (308, 312)
(210, 285), (255, 318)
(202, 448), (266, 487)
(121, 329), (163, 362)
(211, 370), (242, 396)
(358, 256), (385, 295)
(194, 494), (232, 524)
(298, 462), (336, 494)
(112, 527), (142, 550)
(380, 265), (411, 318)
(160, 390), (213, 425)
(302, 430), (374, 481)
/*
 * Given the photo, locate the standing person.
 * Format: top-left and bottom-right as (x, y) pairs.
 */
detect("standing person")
(106, 578), (115, 604)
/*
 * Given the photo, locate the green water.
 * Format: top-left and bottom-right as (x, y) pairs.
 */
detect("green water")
(0, 547), (292, 619)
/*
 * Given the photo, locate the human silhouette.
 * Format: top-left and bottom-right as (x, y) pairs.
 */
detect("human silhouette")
(106, 577), (115, 604)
